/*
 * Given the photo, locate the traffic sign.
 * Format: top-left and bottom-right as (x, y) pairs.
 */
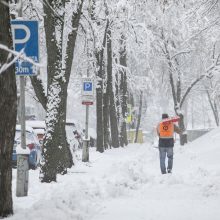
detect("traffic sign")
(82, 78), (94, 95)
(126, 104), (132, 123)
(83, 82), (93, 91)
(82, 78), (94, 105)
(82, 101), (93, 105)
(11, 20), (39, 75)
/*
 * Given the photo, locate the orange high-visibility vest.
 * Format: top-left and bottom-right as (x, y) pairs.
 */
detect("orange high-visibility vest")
(158, 121), (174, 138)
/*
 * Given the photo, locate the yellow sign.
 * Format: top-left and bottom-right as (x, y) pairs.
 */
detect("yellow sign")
(126, 104), (132, 123)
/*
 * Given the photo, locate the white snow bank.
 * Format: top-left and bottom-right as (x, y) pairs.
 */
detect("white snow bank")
(9, 128), (220, 220)
(186, 127), (220, 166)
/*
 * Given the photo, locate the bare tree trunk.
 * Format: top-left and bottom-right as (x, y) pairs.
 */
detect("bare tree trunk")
(107, 26), (119, 148)
(96, 45), (104, 153)
(129, 93), (135, 129)
(191, 98), (194, 129)
(206, 89), (219, 126)
(115, 72), (120, 122)
(0, 2), (17, 216)
(41, 80), (72, 182)
(103, 91), (110, 149)
(134, 91), (143, 143)
(40, 1), (83, 182)
(95, 21), (109, 153)
(178, 113), (187, 145)
(119, 35), (128, 147)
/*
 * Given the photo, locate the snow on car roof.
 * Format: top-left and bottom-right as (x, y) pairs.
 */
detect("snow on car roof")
(66, 118), (76, 125)
(33, 128), (45, 135)
(26, 120), (46, 129)
(16, 124), (34, 133)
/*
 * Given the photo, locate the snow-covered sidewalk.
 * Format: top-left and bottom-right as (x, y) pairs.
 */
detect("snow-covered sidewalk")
(9, 128), (220, 220)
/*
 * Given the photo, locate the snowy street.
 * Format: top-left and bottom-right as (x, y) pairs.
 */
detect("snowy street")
(9, 128), (220, 220)
(1, 1), (220, 219)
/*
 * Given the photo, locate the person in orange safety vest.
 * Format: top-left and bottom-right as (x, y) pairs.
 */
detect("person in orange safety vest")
(157, 113), (181, 174)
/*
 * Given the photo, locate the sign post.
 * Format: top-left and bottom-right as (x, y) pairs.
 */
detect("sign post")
(81, 78), (94, 162)
(11, 17), (39, 197)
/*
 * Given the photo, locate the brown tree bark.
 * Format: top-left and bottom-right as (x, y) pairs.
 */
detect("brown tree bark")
(0, 1), (17, 217)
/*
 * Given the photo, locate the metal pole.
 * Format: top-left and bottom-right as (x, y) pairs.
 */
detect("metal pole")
(82, 36), (91, 162)
(16, 0), (29, 197)
(82, 105), (89, 162)
(86, 105), (89, 140)
(20, 76), (26, 149)
(16, 76), (29, 197)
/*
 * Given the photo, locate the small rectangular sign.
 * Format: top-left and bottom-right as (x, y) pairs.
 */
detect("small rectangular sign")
(82, 101), (93, 105)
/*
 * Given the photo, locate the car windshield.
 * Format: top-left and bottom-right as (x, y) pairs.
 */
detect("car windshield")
(15, 130), (39, 145)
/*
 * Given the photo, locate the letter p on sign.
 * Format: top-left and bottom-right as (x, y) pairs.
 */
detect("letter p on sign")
(11, 24), (31, 46)
(84, 82), (92, 91)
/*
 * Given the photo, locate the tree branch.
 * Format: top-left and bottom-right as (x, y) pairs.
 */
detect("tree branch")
(170, 50), (191, 60)
(30, 74), (47, 110)
(0, 44), (43, 72)
(64, 1), (84, 84)
(180, 74), (205, 108)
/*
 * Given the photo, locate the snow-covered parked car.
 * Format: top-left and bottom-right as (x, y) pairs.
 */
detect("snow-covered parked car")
(87, 127), (96, 147)
(12, 125), (42, 169)
(66, 119), (83, 151)
(26, 120), (46, 145)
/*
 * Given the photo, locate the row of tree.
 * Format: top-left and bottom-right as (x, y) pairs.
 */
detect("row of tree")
(28, 0), (130, 181)
(1, 0), (220, 217)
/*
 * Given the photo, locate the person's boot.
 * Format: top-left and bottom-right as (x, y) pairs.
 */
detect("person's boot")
(167, 169), (172, 173)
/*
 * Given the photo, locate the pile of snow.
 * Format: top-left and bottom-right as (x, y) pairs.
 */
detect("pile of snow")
(33, 128), (45, 135)
(25, 120), (46, 129)
(9, 127), (220, 220)
(186, 127), (220, 167)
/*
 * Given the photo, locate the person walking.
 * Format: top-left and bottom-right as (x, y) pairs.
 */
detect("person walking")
(157, 113), (181, 174)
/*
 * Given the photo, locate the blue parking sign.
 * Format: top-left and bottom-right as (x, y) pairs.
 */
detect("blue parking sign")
(83, 82), (93, 91)
(11, 20), (39, 75)
(82, 78), (94, 105)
